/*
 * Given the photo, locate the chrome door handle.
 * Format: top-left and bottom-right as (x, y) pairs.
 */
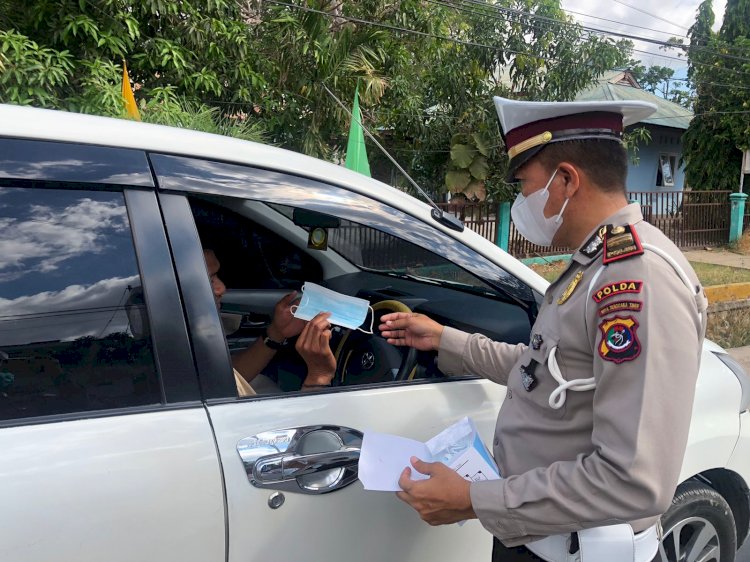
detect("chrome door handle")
(254, 449), (360, 482)
(237, 425), (363, 494)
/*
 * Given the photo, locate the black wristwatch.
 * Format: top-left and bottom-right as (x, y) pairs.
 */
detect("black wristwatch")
(262, 328), (286, 350)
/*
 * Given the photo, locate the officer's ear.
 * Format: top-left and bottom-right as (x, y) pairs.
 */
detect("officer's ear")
(557, 162), (581, 199)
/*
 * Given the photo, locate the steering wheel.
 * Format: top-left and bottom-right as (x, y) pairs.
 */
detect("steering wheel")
(333, 300), (418, 386)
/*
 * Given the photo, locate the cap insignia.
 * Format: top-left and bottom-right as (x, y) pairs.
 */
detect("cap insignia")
(507, 130), (553, 159)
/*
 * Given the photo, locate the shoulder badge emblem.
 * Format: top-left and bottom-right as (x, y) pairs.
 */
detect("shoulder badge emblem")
(557, 270), (584, 305)
(598, 316), (641, 364)
(580, 226), (606, 258)
(603, 224), (644, 264)
(592, 280), (643, 303)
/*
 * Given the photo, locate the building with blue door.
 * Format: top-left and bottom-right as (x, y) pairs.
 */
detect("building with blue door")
(575, 70), (693, 192)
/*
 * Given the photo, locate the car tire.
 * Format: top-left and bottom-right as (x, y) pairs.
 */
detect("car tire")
(655, 481), (737, 562)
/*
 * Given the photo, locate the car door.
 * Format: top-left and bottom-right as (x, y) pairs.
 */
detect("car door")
(0, 140), (224, 562)
(152, 154), (536, 562)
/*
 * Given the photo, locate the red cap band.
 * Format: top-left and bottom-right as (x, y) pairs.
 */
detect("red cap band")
(505, 111), (623, 152)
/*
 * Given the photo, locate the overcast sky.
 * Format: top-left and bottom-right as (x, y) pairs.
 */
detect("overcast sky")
(560, 0), (727, 78)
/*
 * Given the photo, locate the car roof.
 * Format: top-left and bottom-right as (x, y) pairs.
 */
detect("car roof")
(0, 103), (426, 216)
(0, 103), (549, 293)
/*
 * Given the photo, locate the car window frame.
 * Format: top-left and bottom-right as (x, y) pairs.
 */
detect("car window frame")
(151, 153), (536, 402)
(0, 139), (201, 427)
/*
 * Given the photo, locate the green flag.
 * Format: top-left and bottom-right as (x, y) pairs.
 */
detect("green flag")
(344, 84), (371, 177)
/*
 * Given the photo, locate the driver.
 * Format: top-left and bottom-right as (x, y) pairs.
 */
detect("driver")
(203, 249), (336, 396)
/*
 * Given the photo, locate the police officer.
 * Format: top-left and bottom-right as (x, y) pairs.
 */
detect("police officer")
(379, 97), (708, 561)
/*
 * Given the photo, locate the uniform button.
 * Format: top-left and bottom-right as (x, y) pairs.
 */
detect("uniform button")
(507, 389), (513, 399)
(494, 437), (499, 446)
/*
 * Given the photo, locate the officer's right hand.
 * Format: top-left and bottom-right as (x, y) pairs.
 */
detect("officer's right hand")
(379, 312), (444, 351)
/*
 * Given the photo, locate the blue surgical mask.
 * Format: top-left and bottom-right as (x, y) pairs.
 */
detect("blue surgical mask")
(292, 282), (374, 333)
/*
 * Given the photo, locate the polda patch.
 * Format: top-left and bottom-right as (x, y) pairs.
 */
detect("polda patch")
(592, 280), (643, 303)
(598, 316), (641, 364)
(598, 300), (643, 317)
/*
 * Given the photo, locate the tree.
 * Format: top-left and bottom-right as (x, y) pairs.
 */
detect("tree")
(681, 0), (750, 190)
(0, 0), (631, 201)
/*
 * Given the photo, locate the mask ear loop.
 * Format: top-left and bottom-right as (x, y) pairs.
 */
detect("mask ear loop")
(290, 285), (307, 316)
(541, 168), (559, 194)
(356, 306), (375, 335)
(553, 198), (570, 225)
(544, 168), (569, 226)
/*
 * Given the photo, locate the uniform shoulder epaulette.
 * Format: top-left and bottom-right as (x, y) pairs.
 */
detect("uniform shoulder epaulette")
(579, 226), (607, 259)
(602, 223), (644, 264)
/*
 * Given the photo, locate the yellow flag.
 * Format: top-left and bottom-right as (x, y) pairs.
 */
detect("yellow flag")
(121, 61), (141, 121)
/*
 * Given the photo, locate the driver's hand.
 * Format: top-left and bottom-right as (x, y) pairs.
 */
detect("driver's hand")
(268, 291), (305, 341)
(379, 312), (444, 352)
(296, 312), (336, 387)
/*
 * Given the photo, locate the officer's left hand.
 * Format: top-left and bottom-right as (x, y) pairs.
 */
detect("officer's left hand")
(396, 457), (477, 525)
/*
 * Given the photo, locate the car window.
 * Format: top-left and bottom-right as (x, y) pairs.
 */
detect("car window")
(180, 193), (532, 396)
(269, 204), (495, 293)
(0, 187), (160, 420)
(190, 198), (323, 290)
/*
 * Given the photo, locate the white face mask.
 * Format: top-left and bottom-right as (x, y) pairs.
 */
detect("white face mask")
(511, 169), (569, 247)
(292, 282), (374, 333)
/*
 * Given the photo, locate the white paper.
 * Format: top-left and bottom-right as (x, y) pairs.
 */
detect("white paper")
(358, 417), (500, 492)
(358, 431), (431, 491)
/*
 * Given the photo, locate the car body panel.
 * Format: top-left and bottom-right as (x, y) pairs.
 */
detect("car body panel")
(727, 411), (750, 479)
(0, 409), (225, 562)
(680, 347), (742, 479)
(208, 380), (505, 562)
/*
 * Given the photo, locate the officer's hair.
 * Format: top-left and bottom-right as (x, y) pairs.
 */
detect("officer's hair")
(534, 139), (628, 193)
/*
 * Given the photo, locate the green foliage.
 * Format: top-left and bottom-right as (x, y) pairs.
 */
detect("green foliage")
(140, 87), (268, 143)
(0, 0), (632, 201)
(0, 29), (74, 106)
(445, 132), (491, 199)
(626, 51), (693, 109)
(622, 127), (652, 166)
(682, 0), (750, 190)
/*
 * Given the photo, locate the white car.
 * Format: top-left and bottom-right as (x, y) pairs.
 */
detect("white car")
(0, 104), (748, 562)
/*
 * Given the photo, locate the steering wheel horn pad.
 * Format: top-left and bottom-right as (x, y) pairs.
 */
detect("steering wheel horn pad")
(335, 299), (417, 386)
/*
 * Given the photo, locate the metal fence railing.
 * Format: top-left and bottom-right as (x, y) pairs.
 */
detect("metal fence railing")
(436, 202), (498, 242)
(630, 190), (731, 249)
(508, 190), (732, 258)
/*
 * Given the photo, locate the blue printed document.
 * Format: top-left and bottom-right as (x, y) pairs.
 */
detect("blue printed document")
(358, 417), (500, 491)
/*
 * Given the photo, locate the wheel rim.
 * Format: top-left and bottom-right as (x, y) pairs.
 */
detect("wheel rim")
(656, 516), (721, 562)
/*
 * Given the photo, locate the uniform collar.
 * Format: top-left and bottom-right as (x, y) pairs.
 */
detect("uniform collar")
(572, 203), (643, 266)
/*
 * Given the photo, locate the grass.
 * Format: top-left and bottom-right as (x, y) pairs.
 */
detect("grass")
(707, 307), (750, 348)
(529, 259), (750, 286)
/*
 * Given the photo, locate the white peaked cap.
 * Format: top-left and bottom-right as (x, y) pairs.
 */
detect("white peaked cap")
(493, 96), (657, 178)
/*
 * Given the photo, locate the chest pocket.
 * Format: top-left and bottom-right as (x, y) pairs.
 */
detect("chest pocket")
(517, 286), (598, 417)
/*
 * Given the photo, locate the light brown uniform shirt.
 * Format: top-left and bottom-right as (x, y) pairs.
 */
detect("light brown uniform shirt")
(438, 204), (707, 546)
